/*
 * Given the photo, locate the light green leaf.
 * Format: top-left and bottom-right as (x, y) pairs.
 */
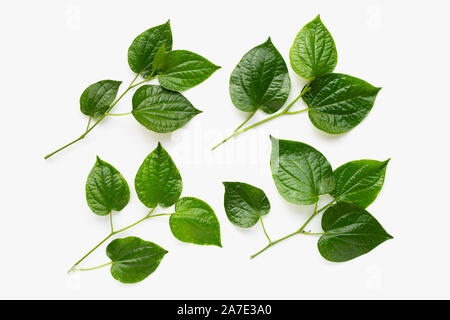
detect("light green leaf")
(170, 197), (222, 247)
(80, 80), (122, 118)
(135, 142), (182, 208)
(318, 202), (393, 262)
(85, 156), (130, 216)
(270, 136), (335, 205)
(153, 44), (169, 72)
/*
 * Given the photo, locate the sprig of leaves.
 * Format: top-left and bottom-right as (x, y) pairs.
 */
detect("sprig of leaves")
(68, 143), (221, 283)
(223, 137), (392, 262)
(212, 15), (380, 150)
(45, 21), (220, 159)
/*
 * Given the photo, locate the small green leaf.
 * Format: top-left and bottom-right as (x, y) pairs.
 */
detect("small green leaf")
(170, 197), (221, 247)
(132, 85), (202, 133)
(289, 15), (337, 80)
(302, 73), (381, 134)
(270, 136), (335, 205)
(332, 159), (389, 208)
(85, 156), (130, 216)
(135, 143), (182, 208)
(318, 202), (392, 262)
(153, 44), (169, 72)
(229, 38), (291, 114)
(158, 50), (220, 91)
(223, 182), (270, 228)
(80, 80), (122, 118)
(107, 237), (168, 284)
(128, 20), (172, 77)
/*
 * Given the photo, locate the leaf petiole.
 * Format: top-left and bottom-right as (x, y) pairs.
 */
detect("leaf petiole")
(71, 261), (112, 272)
(259, 217), (271, 243)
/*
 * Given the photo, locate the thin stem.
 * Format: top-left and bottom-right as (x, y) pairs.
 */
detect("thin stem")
(85, 116), (92, 132)
(284, 108), (309, 115)
(105, 112), (132, 116)
(67, 233), (113, 273)
(234, 110), (257, 132)
(299, 231), (324, 236)
(109, 212), (114, 233)
(259, 217), (271, 243)
(72, 261), (112, 272)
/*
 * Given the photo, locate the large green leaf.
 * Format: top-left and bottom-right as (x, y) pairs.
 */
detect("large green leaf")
(229, 38), (291, 114)
(223, 182), (270, 228)
(132, 85), (202, 133)
(85, 156), (130, 216)
(289, 15), (337, 80)
(302, 73), (381, 134)
(128, 21), (172, 77)
(158, 50), (220, 91)
(106, 237), (168, 284)
(270, 137), (335, 205)
(318, 202), (392, 262)
(80, 80), (122, 118)
(169, 197), (221, 247)
(332, 159), (389, 208)
(135, 143), (182, 208)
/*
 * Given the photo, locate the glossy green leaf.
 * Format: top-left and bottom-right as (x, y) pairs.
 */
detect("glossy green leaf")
(153, 44), (169, 72)
(270, 137), (335, 205)
(332, 159), (389, 208)
(107, 237), (168, 284)
(229, 38), (291, 114)
(80, 80), (122, 118)
(158, 50), (220, 91)
(135, 143), (182, 208)
(132, 85), (202, 133)
(223, 182), (270, 228)
(302, 73), (381, 134)
(128, 21), (172, 77)
(170, 197), (221, 247)
(85, 156), (130, 216)
(318, 202), (392, 262)
(289, 15), (337, 79)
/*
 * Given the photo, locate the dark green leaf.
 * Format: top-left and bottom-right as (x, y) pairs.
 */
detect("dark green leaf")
(318, 202), (392, 262)
(132, 85), (202, 133)
(289, 15), (337, 80)
(128, 21), (172, 77)
(85, 156), (130, 216)
(170, 197), (221, 247)
(223, 182), (270, 228)
(158, 50), (220, 91)
(332, 159), (389, 208)
(135, 142), (182, 208)
(302, 73), (381, 134)
(107, 237), (168, 284)
(153, 44), (169, 72)
(80, 80), (122, 118)
(229, 38), (291, 114)
(270, 136), (334, 205)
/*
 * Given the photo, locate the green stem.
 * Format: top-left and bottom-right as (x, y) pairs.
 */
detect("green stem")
(234, 110), (257, 132)
(259, 217), (271, 243)
(109, 212), (114, 233)
(105, 112), (132, 116)
(85, 116), (92, 132)
(72, 261), (112, 272)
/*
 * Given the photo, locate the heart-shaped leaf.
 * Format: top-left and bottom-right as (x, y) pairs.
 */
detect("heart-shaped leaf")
(135, 143), (182, 208)
(332, 159), (390, 208)
(132, 85), (202, 133)
(229, 38), (291, 114)
(289, 15), (337, 80)
(128, 20), (172, 77)
(302, 73), (381, 134)
(318, 202), (392, 262)
(270, 136), (335, 205)
(169, 197), (222, 247)
(106, 237), (168, 284)
(85, 156), (130, 216)
(80, 80), (122, 118)
(223, 182), (270, 228)
(158, 50), (220, 91)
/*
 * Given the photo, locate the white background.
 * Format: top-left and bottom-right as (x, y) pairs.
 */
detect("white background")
(1, 0), (449, 299)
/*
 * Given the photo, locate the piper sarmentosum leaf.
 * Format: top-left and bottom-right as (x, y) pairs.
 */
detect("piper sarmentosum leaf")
(80, 80), (122, 118)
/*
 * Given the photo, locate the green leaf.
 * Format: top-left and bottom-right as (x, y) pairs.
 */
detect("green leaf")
(128, 21), (172, 77)
(153, 44), (169, 72)
(223, 182), (270, 228)
(132, 85), (202, 133)
(170, 197), (222, 247)
(270, 136), (334, 205)
(229, 38), (291, 114)
(332, 159), (389, 208)
(302, 73), (381, 134)
(80, 80), (122, 118)
(289, 15), (337, 79)
(106, 237), (168, 284)
(318, 202), (392, 262)
(158, 50), (220, 91)
(135, 142), (182, 208)
(85, 156), (130, 216)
